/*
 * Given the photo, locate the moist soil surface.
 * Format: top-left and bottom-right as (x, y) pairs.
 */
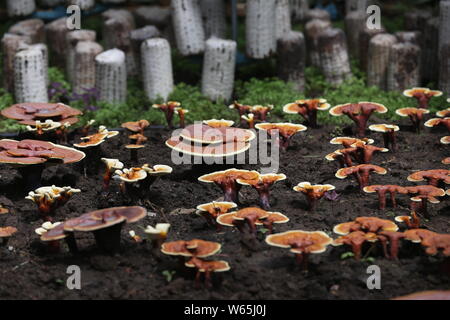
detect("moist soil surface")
(0, 117), (449, 300)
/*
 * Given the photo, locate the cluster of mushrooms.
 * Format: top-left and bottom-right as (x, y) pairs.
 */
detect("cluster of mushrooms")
(0, 89), (449, 289)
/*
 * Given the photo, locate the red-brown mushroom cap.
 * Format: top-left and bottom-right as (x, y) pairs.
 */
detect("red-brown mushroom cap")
(443, 158), (450, 165)
(403, 87), (443, 98)
(368, 124), (400, 133)
(333, 217), (398, 235)
(0, 206), (9, 215)
(441, 136), (450, 144)
(216, 207), (270, 227)
(407, 170), (450, 184)
(266, 212), (290, 224)
(0, 139), (85, 165)
(196, 202), (237, 216)
(283, 99), (330, 114)
(161, 239), (221, 258)
(395, 107), (430, 117)
(179, 124), (255, 144)
(293, 182), (335, 199)
(121, 120), (150, 132)
(198, 169), (259, 185)
(437, 108), (450, 118)
(406, 185), (446, 203)
(166, 136), (251, 157)
(0, 226), (18, 238)
(424, 118), (450, 130)
(203, 119), (235, 128)
(403, 229), (450, 256)
(266, 230), (333, 254)
(255, 123), (307, 137)
(73, 132), (108, 148)
(404, 228), (437, 243)
(1, 103), (82, 124)
(363, 185), (409, 194)
(329, 102), (388, 116)
(335, 164), (387, 179)
(152, 101), (181, 110)
(332, 231), (378, 247)
(392, 290), (450, 300)
(330, 137), (374, 147)
(237, 173), (287, 187)
(185, 257), (230, 272)
(114, 168), (147, 183)
(228, 102), (252, 113)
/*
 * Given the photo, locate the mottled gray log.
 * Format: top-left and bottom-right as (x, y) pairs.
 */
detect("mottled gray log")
(133, 6), (172, 29)
(423, 17), (440, 84)
(277, 31), (306, 92)
(9, 19), (45, 43)
(439, 43), (450, 95)
(345, 0), (372, 14)
(404, 10), (432, 31)
(130, 26), (160, 76)
(275, 0), (292, 40)
(200, 0), (227, 39)
(141, 38), (174, 101)
(367, 33), (397, 90)
(67, 0), (95, 10)
(72, 41), (104, 95)
(171, 0), (205, 56)
(95, 49), (127, 104)
(305, 18), (331, 67)
(290, 0), (309, 23)
(201, 38), (237, 101)
(318, 28), (352, 86)
(305, 8), (330, 22)
(246, 0), (277, 59)
(345, 10), (367, 58)
(359, 25), (385, 72)
(1, 33), (32, 93)
(6, 0), (36, 17)
(395, 31), (421, 45)
(65, 30), (96, 84)
(14, 46), (48, 103)
(387, 42), (421, 92)
(45, 17), (70, 68)
(439, 1), (450, 54)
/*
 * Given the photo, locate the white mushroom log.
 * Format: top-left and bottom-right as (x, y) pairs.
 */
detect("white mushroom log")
(387, 42), (421, 92)
(404, 10), (432, 32)
(67, 0), (95, 10)
(345, 11), (366, 58)
(367, 33), (397, 90)
(246, 0), (277, 59)
(25, 43), (49, 86)
(9, 19), (45, 44)
(439, 43), (450, 95)
(6, 0), (36, 17)
(200, 0), (227, 39)
(1, 33), (31, 93)
(72, 41), (104, 95)
(345, 0), (371, 14)
(304, 18), (331, 67)
(290, 0), (309, 23)
(439, 0), (450, 55)
(275, 0), (292, 40)
(130, 26), (160, 76)
(141, 38), (174, 101)
(305, 9), (330, 22)
(171, 0), (205, 56)
(201, 38), (236, 101)
(14, 47), (48, 103)
(95, 49), (127, 104)
(423, 17), (439, 84)
(358, 26), (385, 72)
(65, 30), (96, 84)
(277, 31), (305, 92)
(45, 17), (70, 68)
(317, 28), (352, 86)
(395, 31), (421, 45)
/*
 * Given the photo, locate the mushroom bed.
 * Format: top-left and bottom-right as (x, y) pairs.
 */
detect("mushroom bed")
(0, 122), (449, 300)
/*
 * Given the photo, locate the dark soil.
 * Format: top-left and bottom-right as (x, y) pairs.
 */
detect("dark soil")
(0, 116), (449, 300)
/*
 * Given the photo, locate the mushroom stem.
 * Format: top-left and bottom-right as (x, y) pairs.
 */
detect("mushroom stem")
(65, 233), (78, 254)
(257, 188), (271, 210)
(18, 164), (44, 192)
(411, 199), (430, 219)
(377, 190), (387, 210)
(130, 148), (138, 163)
(47, 240), (61, 254)
(219, 181), (240, 203)
(346, 113), (369, 137)
(294, 252), (309, 271)
(178, 112), (186, 128)
(92, 222), (124, 254)
(103, 167), (112, 190)
(383, 131), (397, 152)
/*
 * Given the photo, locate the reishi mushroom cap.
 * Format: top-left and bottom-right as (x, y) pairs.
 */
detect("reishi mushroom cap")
(441, 136), (450, 144)
(113, 168), (147, 183)
(161, 239), (221, 258)
(330, 137), (374, 146)
(283, 99), (331, 114)
(166, 136), (252, 157)
(333, 217), (398, 235)
(403, 87), (443, 98)
(0, 139), (85, 165)
(0, 226), (18, 238)
(73, 132), (108, 148)
(265, 230), (333, 254)
(216, 207), (270, 227)
(0, 206), (9, 215)
(424, 117), (450, 129)
(406, 185), (446, 203)
(363, 185), (409, 194)
(196, 202), (237, 216)
(392, 290), (450, 300)
(203, 119), (235, 128)
(141, 164), (173, 176)
(368, 124), (400, 132)
(332, 231), (378, 246)
(144, 223), (171, 240)
(26, 120), (62, 132)
(101, 158), (124, 171)
(335, 164), (387, 179)
(293, 182), (336, 196)
(395, 107), (430, 117)
(121, 120), (150, 132)
(236, 173), (287, 187)
(185, 258), (231, 272)
(198, 169), (259, 185)
(1, 102), (82, 125)
(255, 123), (307, 136)
(407, 169), (450, 184)
(437, 108), (450, 118)
(329, 102), (388, 116)
(179, 124), (256, 144)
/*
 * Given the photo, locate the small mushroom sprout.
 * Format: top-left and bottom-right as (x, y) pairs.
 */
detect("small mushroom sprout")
(175, 107), (189, 128)
(122, 120), (150, 162)
(152, 101), (180, 128)
(329, 102), (388, 137)
(266, 230), (333, 270)
(144, 223), (171, 251)
(236, 172), (286, 209)
(101, 158), (124, 190)
(283, 99), (331, 128)
(196, 202), (237, 230)
(293, 182), (336, 211)
(0, 226), (17, 247)
(255, 122), (307, 152)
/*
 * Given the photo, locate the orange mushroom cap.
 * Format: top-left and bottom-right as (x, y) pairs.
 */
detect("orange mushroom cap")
(216, 207), (270, 227)
(406, 185), (446, 203)
(407, 169), (450, 184)
(395, 107), (430, 117)
(330, 137), (374, 147)
(114, 168), (147, 183)
(392, 290), (450, 300)
(363, 185), (409, 194)
(161, 239), (221, 258)
(166, 136), (251, 157)
(293, 182), (335, 198)
(332, 231), (378, 247)
(441, 136), (450, 144)
(198, 169), (259, 185)
(424, 117), (450, 129)
(0, 206), (9, 215)
(202, 119), (235, 128)
(266, 230), (333, 254)
(255, 123), (307, 137)
(179, 124), (255, 144)
(237, 173), (287, 187)
(329, 102), (388, 116)
(368, 124), (400, 133)
(333, 217), (398, 235)
(443, 158), (450, 165)
(73, 132), (108, 148)
(335, 164), (387, 179)
(403, 87), (443, 98)
(0, 226), (18, 238)
(1, 102), (82, 125)
(121, 120), (150, 132)
(185, 257), (231, 272)
(437, 108), (450, 118)
(283, 99), (330, 114)
(196, 201), (237, 217)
